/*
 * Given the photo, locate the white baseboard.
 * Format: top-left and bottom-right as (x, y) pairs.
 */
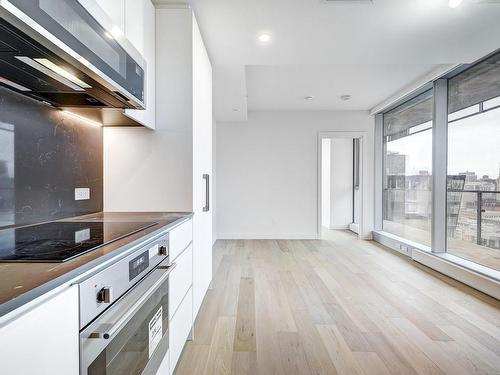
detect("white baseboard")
(328, 224), (350, 230)
(349, 223), (359, 234)
(359, 232), (373, 240)
(216, 233), (320, 240)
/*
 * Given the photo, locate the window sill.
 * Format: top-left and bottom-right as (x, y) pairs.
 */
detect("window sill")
(373, 231), (500, 299)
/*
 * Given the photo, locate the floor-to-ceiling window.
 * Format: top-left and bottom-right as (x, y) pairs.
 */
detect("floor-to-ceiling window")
(377, 50), (500, 276)
(447, 54), (500, 271)
(382, 90), (433, 246)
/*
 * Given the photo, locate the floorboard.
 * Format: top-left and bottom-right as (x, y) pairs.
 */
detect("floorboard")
(175, 230), (500, 375)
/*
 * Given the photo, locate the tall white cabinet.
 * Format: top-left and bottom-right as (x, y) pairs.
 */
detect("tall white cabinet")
(152, 5), (213, 319)
(191, 11), (214, 318)
(103, 6), (213, 372)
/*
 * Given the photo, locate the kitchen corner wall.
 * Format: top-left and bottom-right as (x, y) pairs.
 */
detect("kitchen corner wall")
(103, 7), (194, 213)
(0, 87), (103, 228)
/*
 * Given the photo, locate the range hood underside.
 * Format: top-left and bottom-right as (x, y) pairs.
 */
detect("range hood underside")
(63, 108), (145, 127)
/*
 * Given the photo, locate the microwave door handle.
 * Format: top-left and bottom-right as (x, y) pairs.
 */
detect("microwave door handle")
(97, 263), (176, 340)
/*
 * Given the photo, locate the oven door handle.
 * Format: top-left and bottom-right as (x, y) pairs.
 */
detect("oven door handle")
(96, 262), (176, 340)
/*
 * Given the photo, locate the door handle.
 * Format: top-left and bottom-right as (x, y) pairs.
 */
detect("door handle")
(203, 174), (210, 212)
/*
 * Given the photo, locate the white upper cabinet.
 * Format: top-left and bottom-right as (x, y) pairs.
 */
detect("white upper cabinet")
(95, 0), (156, 129)
(124, 0), (156, 129)
(124, 0), (145, 54)
(95, 0), (125, 32)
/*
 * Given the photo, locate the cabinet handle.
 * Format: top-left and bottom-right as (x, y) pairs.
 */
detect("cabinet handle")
(203, 174), (210, 212)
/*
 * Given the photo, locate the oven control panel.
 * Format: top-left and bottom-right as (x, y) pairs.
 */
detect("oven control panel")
(129, 250), (150, 281)
(78, 231), (170, 329)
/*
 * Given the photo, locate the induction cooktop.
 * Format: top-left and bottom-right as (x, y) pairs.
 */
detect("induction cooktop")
(0, 221), (158, 263)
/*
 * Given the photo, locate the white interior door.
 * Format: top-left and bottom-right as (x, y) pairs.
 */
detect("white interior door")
(351, 138), (361, 234)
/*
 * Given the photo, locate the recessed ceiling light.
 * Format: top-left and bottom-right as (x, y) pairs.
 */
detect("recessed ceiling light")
(449, 0), (463, 8)
(258, 33), (271, 43)
(233, 108), (239, 112)
(340, 94), (352, 101)
(304, 96), (314, 100)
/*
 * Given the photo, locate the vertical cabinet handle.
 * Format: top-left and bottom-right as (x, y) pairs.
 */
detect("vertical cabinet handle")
(203, 174), (210, 212)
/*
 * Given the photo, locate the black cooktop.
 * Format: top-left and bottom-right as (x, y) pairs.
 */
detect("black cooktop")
(0, 221), (157, 263)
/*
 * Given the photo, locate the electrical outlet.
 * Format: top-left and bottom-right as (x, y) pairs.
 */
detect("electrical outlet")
(399, 244), (411, 256)
(75, 187), (90, 201)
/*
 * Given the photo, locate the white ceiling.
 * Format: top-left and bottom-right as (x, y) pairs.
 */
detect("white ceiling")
(175, 0), (500, 121)
(245, 64), (440, 111)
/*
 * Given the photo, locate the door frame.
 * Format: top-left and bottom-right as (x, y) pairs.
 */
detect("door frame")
(317, 131), (368, 240)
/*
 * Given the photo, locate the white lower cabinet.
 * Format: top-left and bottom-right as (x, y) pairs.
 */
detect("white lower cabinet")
(0, 285), (79, 375)
(169, 245), (193, 320)
(165, 219), (194, 374)
(169, 220), (193, 261)
(169, 287), (193, 375)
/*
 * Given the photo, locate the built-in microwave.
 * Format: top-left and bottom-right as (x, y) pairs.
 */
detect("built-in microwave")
(0, 0), (145, 109)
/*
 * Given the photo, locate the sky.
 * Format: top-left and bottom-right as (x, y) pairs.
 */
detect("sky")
(387, 107), (500, 179)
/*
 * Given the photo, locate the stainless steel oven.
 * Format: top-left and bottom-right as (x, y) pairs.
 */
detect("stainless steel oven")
(79, 233), (174, 375)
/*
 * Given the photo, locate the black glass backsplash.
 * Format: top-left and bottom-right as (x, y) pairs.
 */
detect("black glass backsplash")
(0, 86), (103, 228)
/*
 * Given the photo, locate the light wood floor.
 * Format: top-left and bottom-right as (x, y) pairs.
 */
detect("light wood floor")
(175, 230), (500, 375)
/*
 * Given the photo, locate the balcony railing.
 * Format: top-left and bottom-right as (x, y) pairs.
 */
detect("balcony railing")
(448, 189), (500, 248)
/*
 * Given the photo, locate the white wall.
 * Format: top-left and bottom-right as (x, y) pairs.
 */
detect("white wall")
(329, 138), (353, 229)
(216, 111), (374, 239)
(321, 139), (331, 228)
(104, 8), (193, 212)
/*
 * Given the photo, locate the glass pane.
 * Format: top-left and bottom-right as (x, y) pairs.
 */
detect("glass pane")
(383, 90), (433, 141)
(448, 104), (480, 122)
(447, 107), (500, 271)
(448, 52), (500, 114)
(383, 90), (433, 246)
(88, 280), (169, 375)
(483, 95), (500, 111)
(0, 122), (14, 227)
